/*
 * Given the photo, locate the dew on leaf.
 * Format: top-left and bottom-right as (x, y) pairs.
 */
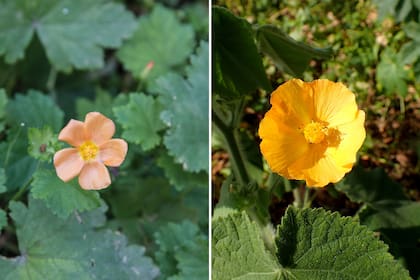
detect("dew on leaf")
(62, 8), (69, 15)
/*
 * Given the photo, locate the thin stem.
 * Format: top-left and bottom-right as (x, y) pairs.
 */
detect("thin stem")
(47, 67), (57, 102)
(292, 187), (303, 208)
(10, 161), (39, 202)
(10, 178), (33, 202)
(247, 207), (276, 255)
(303, 187), (311, 208)
(213, 110), (250, 186)
(293, 185), (310, 208)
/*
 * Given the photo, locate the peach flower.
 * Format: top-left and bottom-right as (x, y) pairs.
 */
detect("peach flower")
(53, 112), (128, 190)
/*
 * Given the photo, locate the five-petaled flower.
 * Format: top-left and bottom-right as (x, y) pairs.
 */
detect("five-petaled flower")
(259, 79), (366, 187)
(54, 112), (128, 190)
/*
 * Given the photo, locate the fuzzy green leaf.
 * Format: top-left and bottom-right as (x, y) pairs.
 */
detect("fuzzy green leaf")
(117, 5), (194, 82)
(30, 169), (103, 219)
(276, 207), (411, 279)
(154, 42), (209, 172)
(336, 166), (407, 204)
(376, 48), (409, 96)
(28, 126), (61, 161)
(114, 93), (165, 151)
(0, 197), (159, 280)
(0, 0), (136, 72)
(212, 211), (279, 280)
(157, 153), (208, 192)
(6, 90), (63, 132)
(212, 7), (270, 100)
(212, 208), (411, 280)
(76, 89), (115, 120)
(256, 25), (332, 77)
(155, 221), (208, 279)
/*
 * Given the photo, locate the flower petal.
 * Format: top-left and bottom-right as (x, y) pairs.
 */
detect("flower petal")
(53, 148), (84, 182)
(85, 112), (115, 145)
(58, 119), (87, 147)
(303, 154), (347, 187)
(78, 161), (111, 190)
(311, 79), (359, 126)
(287, 143), (348, 187)
(99, 139), (128, 167)
(259, 109), (309, 177)
(270, 79), (315, 128)
(329, 110), (366, 167)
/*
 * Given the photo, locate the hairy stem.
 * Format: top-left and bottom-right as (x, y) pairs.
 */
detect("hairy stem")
(213, 110), (250, 186)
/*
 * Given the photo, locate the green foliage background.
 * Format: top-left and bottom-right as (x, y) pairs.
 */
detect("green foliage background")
(0, 0), (209, 279)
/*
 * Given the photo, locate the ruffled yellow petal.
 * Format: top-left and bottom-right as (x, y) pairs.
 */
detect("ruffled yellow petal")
(53, 148), (84, 182)
(259, 109), (309, 177)
(311, 79), (359, 126)
(58, 119), (87, 147)
(303, 154), (347, 187)
(270, 79), (315, 128)
(85, 112), (115, 146)
(99, 139), (128, 167)
(78, 161), (111, 190)
(328, 110), (366, 168)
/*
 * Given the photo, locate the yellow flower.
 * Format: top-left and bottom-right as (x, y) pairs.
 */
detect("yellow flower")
(258, 79), (366, 187)
(54, 112), (128, 190)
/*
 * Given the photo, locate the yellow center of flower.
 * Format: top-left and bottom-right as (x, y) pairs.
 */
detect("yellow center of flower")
(78, 141), (99, 161)
(303, 122), (328, 144)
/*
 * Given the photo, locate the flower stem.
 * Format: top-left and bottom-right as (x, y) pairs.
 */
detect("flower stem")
(293, 185), (310, 208)
(213, 111), (250, 186)
(10, 177), (33, 202)
(47, 67), (57, 102)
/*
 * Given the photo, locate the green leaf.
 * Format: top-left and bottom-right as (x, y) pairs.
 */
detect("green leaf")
(404, 22), (420, 41)
(212, 211), (279, 280)
(117, 4), (194, 82)
(359, 200), (420, 236)
(28, 126), (61, 161)
(256, 25), (332, 77)
(0, 209), (6, 231)
(399, 40), (420, 65)
(154, 42), (209, 172)
(276, 207), (411, 279)
(212, 208), (411, 279)
(183, 3), (209, 39)
(76, 89), (115, 120)
(0, 168), (6, 193)
(30, 169), (103, 219)
(0, 0), (136, 72)
(105, 175), (205, 249)
(155, 221), (208, 279)
(6, 90), (64, 132)
(113, 93), (165, 151)
(336, 166), (407, 204)
(376, 48), (409, 96)
(373, 0), (399, 21)
(0, 197), (159, 280)
(157, 153), (208, 192)
(212, 6), (270, 100)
